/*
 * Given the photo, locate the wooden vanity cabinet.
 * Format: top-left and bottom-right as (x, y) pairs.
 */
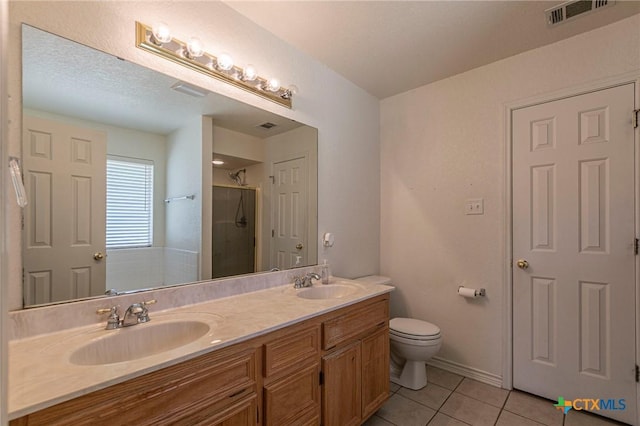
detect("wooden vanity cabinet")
(10, 344), (260, 426)
(10, 294), (389, 426)
(321, 297), (390, 426)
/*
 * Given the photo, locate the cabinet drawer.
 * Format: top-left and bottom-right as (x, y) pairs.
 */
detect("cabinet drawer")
(173, 393), (257, 426)
(323, 299), (388, 350)
(264, 324), (320, 377)
(263, 363), (320, 426)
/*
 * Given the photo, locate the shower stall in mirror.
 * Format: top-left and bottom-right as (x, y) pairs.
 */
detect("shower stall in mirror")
(212, 186), (257, 278)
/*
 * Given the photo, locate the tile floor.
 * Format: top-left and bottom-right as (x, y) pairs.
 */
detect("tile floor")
(363, 365), (629, 426)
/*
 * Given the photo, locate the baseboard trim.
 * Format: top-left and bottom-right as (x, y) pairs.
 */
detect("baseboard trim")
(428, 356), (504, 389)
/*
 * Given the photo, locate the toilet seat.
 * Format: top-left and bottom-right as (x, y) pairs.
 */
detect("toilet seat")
(390, 318), (441, 341)
(390, 332), (442, 347)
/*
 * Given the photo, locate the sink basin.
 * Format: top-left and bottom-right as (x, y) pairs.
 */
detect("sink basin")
(69, 320), (210, 366)
(295, 283), (362, 300)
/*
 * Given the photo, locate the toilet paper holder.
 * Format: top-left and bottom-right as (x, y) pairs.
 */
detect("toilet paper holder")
(458, 286), (486, 297)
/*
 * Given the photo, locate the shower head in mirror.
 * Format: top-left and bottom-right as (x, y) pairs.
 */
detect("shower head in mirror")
(229, 169), (247, 186)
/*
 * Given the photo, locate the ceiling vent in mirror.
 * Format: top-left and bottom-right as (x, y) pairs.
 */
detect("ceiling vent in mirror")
(258, 122), (277, 130)
(546, 0), (614, 26)
(171, 81), (209, 97)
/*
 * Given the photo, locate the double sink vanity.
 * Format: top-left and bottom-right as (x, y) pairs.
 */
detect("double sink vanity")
(8, 274), (393, 425)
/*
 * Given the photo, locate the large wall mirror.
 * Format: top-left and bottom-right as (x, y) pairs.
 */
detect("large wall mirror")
(21, 25), (318, 308)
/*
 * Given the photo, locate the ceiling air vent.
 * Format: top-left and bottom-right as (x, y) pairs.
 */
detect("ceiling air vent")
(545, 0), (615, 26)
(258, 122), (277, 130)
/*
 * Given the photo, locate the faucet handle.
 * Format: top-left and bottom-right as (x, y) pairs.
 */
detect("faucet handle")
(293, 276), (304, 288)
(138, 299), (157, 323)
(97, 306), (121, 330)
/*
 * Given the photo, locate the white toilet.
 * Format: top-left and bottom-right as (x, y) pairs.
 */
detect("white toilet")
(355, 276), (442, 390)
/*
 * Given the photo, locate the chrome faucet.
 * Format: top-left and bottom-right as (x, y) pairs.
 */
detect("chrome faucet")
(305, 272), (321, 284)
(293, 272), (321, 289)
(97, 299), (157, 329)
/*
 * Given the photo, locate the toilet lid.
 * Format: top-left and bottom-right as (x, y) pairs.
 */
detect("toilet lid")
(390, 318), (440, 337)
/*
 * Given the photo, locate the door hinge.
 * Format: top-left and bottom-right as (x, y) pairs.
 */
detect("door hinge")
(271, 229), (275, 238)
(635, 238), (639, 255)
(319, 371), (324, 386)
(268, 175), (275, 184)
(633, 109), (639, 128)
(636, 365), (639, 382)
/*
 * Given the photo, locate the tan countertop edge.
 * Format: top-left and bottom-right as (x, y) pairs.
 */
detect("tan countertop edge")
(8, 279), (394, 420)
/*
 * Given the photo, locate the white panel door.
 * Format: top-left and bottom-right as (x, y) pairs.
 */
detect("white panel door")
(22, 115), (107, 305)
(513, 84), (636, 424)
(271, 156), (308, 270)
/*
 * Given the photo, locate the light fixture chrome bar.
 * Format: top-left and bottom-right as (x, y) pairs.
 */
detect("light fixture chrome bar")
(135, 22), (293, 108)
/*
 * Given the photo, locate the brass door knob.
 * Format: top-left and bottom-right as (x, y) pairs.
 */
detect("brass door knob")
(94, 252), (106, 261)
(516, 259), (529, 270)
(296, 243), (304, 250)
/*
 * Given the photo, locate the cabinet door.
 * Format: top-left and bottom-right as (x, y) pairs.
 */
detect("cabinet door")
(322, 342), (361, 426)
(263, 363), (320, 426)
(361, 326), (390, 420)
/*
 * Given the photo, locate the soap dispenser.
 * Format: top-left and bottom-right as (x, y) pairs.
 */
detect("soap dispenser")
(321, 260), (331, 284)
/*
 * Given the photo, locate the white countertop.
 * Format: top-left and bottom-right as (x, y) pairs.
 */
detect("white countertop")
(8, 278), (393, 419)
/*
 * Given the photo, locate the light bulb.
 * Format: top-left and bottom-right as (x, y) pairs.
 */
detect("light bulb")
(266, 78), (280, 92)
(242, 64), (257, 81)
(186, 37), (204, 58)
(288, 85), (299, 95)
(151, 22), (171, 44)
(212, 159), (225, 165)
(217, 53), (234, 71)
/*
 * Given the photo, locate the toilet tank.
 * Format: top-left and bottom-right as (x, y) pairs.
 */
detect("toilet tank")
(355, 275), (393, 286)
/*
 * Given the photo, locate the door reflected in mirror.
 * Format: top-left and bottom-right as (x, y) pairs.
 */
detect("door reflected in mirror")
(21, 25), (318, 308)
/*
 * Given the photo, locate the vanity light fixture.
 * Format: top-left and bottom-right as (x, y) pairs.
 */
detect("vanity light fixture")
(136, 21), (296, 108)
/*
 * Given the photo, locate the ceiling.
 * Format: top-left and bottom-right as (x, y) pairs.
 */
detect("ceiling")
(225, 1), (640, 99)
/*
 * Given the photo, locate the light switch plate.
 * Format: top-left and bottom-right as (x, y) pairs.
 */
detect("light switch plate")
(465, 198), (484, 215)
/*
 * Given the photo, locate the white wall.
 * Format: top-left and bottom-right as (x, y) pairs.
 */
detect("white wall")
(5, 1), (380, 310)
(212, 125), (265, 163)
(165, 115), (204, 253)
(380, 15), (640, 380)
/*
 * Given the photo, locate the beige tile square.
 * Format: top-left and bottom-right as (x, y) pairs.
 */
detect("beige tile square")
(377, 393), (437, 426)
(440, 392), (501, 426)
(503, 391), (564, 426)
(496, 410), (545, 426)
(398, 383), (452, 410)
(564, 409), (628, 426)
(362, 414), (395, 426)
(456, 378), (509, 408)
(427, 365), (464, 390)
(390, 382), (401, 393)
(428, 412), (471, 426)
